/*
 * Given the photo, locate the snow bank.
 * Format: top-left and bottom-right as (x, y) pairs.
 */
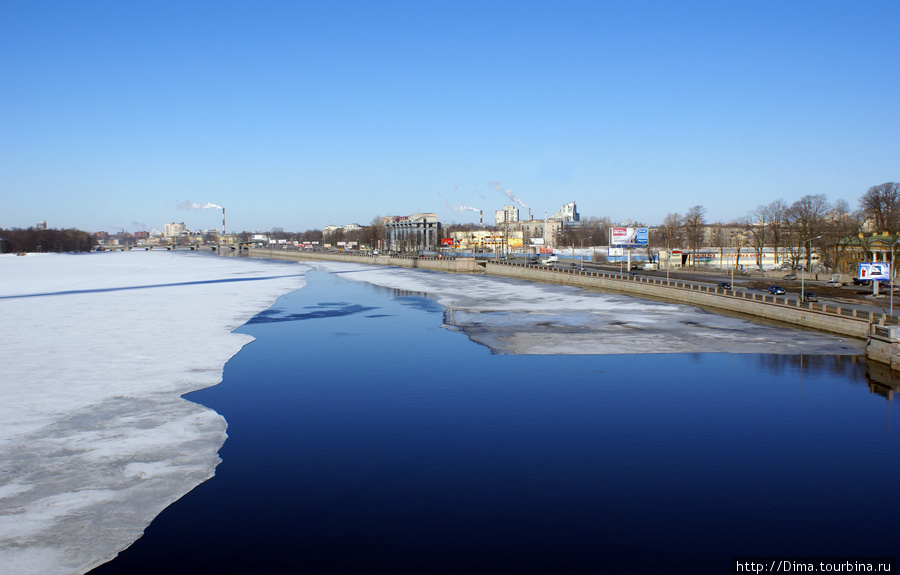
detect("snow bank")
(0, 251), (307, 575)
(310, 261), (863, 355)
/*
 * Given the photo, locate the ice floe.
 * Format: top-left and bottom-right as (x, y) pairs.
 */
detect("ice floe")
(0, 251), (306, 575)
(309, 261), (863, 355)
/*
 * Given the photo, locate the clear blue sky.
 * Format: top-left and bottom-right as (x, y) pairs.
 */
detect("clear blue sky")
(1, 0), (897, 234)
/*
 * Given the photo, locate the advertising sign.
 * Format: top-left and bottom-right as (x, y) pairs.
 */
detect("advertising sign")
(858, 262), (891, 282)
(530, 238), (545, 246)
(610, 227), (648, 246)
(608, 247), (625, 257)
(441, 238), (454, 246)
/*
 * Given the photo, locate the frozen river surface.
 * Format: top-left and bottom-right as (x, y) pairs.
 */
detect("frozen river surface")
(0, 253), (879, 574)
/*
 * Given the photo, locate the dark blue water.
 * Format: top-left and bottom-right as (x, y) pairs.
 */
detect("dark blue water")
(92, 270), (899, 574)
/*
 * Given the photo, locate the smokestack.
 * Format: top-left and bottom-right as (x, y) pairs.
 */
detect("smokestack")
(222, 208), (226, 237)
(479, 210), (483, 226)
(528, 208), (532, 221)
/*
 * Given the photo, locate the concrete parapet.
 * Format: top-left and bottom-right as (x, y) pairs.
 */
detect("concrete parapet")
(866, 324), (900, 370)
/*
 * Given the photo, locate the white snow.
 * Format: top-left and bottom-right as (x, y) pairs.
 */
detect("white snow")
(310, 261), (864, 355)
(0, 251), (307, 575)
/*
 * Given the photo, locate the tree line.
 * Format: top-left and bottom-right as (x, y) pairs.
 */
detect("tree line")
(0, 227), (96, 253)
(552, 182), (898, 273)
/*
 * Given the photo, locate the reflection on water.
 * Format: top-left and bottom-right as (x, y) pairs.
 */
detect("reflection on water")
(92, 270), (900, 575)
(245, 302), (379, 324)
(865, 360), (900, 401)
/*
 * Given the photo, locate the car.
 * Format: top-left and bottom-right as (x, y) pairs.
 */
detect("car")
(630, 263), (641, 270)
(802, 292), (818, 302)
(782, 274), (797, 280)
(717, 282), (732, 290)
(767, 285), (786, 295)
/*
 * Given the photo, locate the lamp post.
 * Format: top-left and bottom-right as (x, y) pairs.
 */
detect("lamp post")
(800, 235), (821, 304)
(580, 238), (584, 271)
(891, 240), (900, 316)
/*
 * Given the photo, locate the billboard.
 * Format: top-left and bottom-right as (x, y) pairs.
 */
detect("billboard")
(441, 238), (454, 246)
(610, 227), (648, 246)
(858, 262), (891, 282)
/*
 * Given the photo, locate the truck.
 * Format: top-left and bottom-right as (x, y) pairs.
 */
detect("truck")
(541, 255), (558, 265)
(826, 273), (851, 286)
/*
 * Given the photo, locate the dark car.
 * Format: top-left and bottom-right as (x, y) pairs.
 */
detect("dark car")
(802, 292), (818, 302)
(717, 282), (732, 290)
(767, 285), (786, 295)
(783, 274), (797, 280)
(630, 263), (641, 270)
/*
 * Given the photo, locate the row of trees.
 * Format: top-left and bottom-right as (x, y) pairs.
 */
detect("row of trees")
(654, 182), (899, 273)
(0, 227), (96, 253)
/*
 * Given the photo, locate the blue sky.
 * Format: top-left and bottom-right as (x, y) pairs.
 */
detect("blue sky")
(1, 0), (897, 234)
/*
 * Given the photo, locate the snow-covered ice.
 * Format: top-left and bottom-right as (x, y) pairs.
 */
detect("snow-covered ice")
(0, 253), (863, 575)
(0, 251), (306, 575)
(310, 261), (864, 355)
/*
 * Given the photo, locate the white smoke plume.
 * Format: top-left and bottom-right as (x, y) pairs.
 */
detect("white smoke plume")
(179, 200), (223, 211)
(488, 180), (528, 209)
(454, 205), (480, 213)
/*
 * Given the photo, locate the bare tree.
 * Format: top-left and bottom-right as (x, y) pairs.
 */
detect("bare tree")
(661, 213), (682, 246)
(819, 199), (860, 273)
(787, 194), (830, 271)
(767, 199), (788, 268)
(858, 182), (900, 233)
(683, 205), (706, 259)
(367, 216), (385, 250)
(746, 206), (770, 271)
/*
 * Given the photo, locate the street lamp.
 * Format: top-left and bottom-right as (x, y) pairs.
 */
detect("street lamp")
(800, 235), (822, 304)
(580, 238), (584, 271)
(665, 237), (681, 282)
(891, 239), (900, 316)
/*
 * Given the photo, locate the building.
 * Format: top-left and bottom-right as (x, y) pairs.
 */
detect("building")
(551, 202), (579, 222)
(494, 206), (519, 225)
(164, 222), (187, 239)
(449, 229), (523, 253)
(383, 213), (441, 252)
(323, 223), (363, 236)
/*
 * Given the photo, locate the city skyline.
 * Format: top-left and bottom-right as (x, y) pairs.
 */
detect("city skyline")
(1, 0), (897, 234)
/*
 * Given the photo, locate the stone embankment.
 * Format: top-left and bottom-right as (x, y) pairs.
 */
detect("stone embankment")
(247, 248), (883, 341)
